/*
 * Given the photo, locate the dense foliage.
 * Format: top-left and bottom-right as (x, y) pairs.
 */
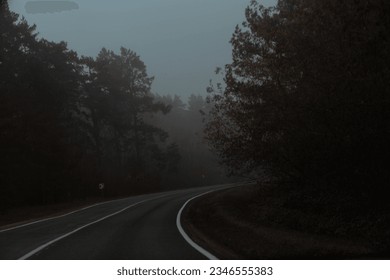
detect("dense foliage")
(0, 2), (226, 211)
(206, 0), (390, 195)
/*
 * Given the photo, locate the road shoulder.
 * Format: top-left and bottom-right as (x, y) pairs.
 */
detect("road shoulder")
(181, 182), (377, 259)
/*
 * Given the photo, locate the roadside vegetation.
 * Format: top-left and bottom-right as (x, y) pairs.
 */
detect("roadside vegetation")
(184, 183), (390, 259)
(185, 0), (390, 259)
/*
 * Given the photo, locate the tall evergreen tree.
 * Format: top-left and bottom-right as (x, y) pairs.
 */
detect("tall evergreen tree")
(82, 48), (176, 194)
(0, 2), (88, 207)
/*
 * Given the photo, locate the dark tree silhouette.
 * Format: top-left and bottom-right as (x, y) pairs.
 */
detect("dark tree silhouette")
(206, 0), (390, 195)
(0, 3), (180, 209)
(81, 48), (176, 195)
(0, 2), (88, 208)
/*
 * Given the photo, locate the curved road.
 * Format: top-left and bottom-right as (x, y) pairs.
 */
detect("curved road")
(0, 184), (233, 260)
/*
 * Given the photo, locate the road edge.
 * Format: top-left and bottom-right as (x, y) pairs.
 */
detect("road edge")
(176, 189), (220, 260)
(176, 182), (254, 260)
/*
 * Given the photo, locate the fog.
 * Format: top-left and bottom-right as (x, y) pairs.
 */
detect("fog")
(9, 0), (276, 98)
(2, 0), (279, 211)
(3, 0), (390, 261)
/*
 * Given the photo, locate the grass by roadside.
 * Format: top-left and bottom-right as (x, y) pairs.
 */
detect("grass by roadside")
(182, 182), (390, 259)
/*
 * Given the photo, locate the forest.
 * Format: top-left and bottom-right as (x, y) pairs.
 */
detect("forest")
(0, 1), (228, 212)
(207, 0), (390, 205)
(1, 0), (390, 223)
(193, 0), (390, 257)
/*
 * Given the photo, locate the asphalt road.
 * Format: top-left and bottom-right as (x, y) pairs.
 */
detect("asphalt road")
(0, 184), (231, 260)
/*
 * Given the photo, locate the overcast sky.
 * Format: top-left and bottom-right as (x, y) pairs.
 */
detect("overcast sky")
(9, 0), (276, 99)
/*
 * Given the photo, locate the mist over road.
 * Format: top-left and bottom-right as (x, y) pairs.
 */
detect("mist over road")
(0, 184), (232, 260)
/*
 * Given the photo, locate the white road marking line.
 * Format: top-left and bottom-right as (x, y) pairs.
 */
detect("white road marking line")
(176, 182), (255, 260)
(18, 194), (168, 260)
(0, 197), (134, 233)
(176, 189), (220, 260)
(1, 183), (246, 233)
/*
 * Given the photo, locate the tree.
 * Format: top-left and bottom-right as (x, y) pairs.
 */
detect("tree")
(1, 2), (182, 210)
(206, 0), (390, 192)
(188, 94), (206, 113)
(81, 47), (175, 194)
(0, 2), (89, 207)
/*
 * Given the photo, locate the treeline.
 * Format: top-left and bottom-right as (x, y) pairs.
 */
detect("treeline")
(0, 3), (227, 211)
(206, 0), (390, 204)
(148, 94), (228, 189)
